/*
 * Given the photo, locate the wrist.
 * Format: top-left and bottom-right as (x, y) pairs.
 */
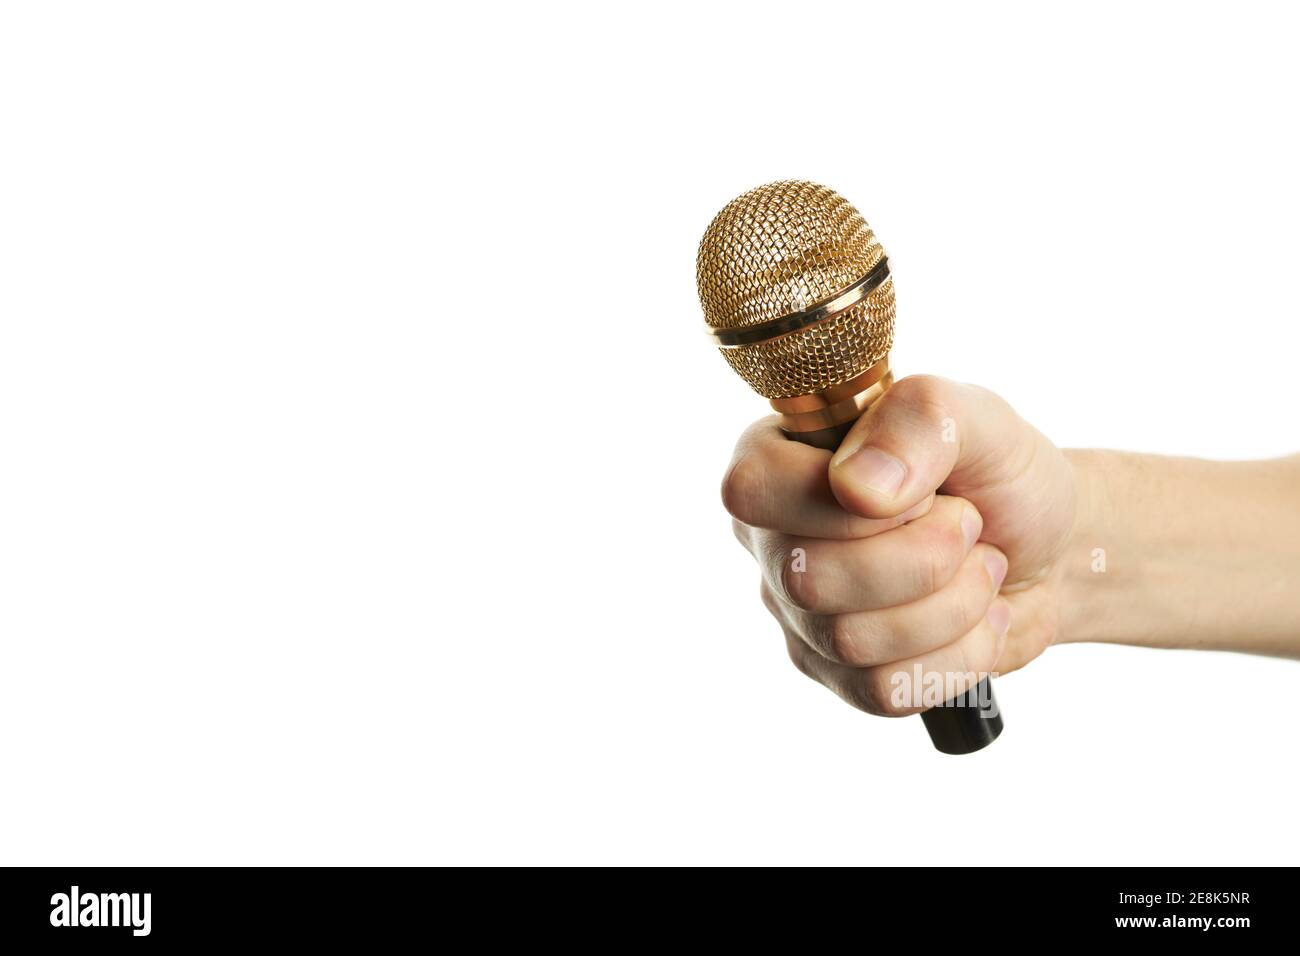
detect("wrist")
(1055, 448), (1117, 646)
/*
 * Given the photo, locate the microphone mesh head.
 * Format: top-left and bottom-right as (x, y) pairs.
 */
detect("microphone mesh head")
(696, 180), (895, 399)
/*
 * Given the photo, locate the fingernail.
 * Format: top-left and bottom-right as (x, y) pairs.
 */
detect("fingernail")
(982, 549), (1008, 590)
(986, 599), (1012, 637)
(960, 507), (982, 551)
(835, 446), (906, 498)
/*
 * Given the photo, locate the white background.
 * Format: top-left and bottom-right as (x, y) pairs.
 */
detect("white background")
(2, 2), (1297, 865)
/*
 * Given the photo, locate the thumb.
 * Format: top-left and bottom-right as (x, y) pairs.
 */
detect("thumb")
(828, 375), (1037, 520)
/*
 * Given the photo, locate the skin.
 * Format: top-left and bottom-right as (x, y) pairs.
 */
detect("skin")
(722, 375), (1300, 717)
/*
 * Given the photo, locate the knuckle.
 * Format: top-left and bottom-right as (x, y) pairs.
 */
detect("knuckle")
(781, 555), (821, 612)
(827, 615), (856, 664)
(785, 637), (812, 677)
(889, 374), (952, 424)
(866, 667), (912, 716)
(720, 453), (765, 522)
(845, 668), (902, 717)
(829, 615), (872, 667)
(914, 527), (963, 596)
(970, 382), (1014, 416)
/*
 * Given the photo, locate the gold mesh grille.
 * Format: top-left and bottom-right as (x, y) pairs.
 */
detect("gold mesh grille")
(696, 180), (895, 399)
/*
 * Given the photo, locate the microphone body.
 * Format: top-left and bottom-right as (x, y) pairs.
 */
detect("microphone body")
(697, 181), (1003, 755)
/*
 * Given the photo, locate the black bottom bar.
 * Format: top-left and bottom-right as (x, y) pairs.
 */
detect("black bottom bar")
(919, 676), (1003, 754)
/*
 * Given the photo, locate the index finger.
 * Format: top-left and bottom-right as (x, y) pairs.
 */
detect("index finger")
(723, 416), (934, 539)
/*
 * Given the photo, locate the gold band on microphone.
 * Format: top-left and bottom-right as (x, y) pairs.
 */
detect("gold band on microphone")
(770, 357), (892, 433)
(705, 257), (891, 348)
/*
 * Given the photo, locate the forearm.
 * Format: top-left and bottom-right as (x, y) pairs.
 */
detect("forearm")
(1059, 449), (1300, 657)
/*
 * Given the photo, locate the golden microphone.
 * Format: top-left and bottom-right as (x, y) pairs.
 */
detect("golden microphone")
(697, 180), (1002, 755)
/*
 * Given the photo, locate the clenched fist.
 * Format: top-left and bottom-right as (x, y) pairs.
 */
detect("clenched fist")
(722, 375), (1078, 716)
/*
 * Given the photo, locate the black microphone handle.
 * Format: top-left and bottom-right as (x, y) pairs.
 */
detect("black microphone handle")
(788, 422), (1005, 755)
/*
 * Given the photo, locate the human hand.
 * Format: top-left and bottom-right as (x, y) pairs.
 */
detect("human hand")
(722, 375), (1078, 715)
